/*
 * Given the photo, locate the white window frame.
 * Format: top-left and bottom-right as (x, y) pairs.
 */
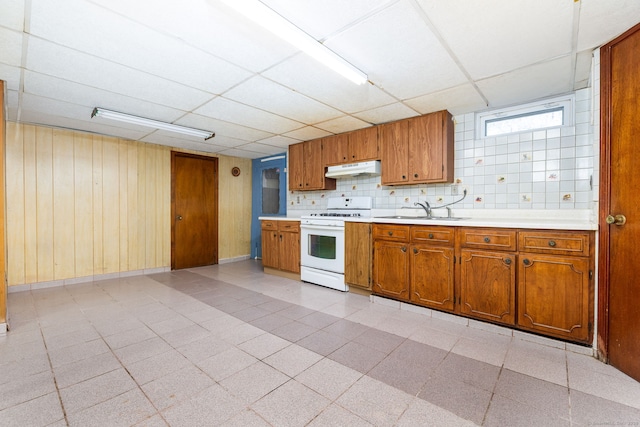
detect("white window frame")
(476, 94), (575, 139)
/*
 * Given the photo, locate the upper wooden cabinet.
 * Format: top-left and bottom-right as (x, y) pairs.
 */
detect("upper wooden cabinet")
(381, 110), (454, 185)
(323, 127), (379, 166)
(288, 140), (336, 191)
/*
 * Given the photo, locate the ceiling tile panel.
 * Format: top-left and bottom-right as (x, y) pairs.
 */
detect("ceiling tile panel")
(353, 102), (420, 125)
(262, 54), (397, 114)
(91, 0), (296, 73)
(0, 64), (22, 91)
(324, 0), (467, 100)
(257, 135), (301, 148)
(415, 0), (574, 80)
(261, 0), (394, 40)
(315, 116), (371, 134)
(195, 97), (304, 134)
(25, 38), (214, 111)
(29, 0), (252, 94)
(476, 56), (574, 108)
(234, 142), (287, 156)
(175, 114), (274, 142)
(283, 126), (332, 141)
(0, 28), (24, 67)
(224, 76), (343, 124)
(578, 0), (640, 50)
(0, 0), (25, 30)
(405, 84), (488, 116)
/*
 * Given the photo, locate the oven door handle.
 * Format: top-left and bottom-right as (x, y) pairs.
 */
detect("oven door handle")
(301, 224), (344, 232)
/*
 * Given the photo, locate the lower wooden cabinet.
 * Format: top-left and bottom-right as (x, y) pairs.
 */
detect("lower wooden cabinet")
(371, 224), (594, 344)
(372, 239), (410, 299)
(261, 220), (300, 274)
(517, 252), (591, 342)
(459, 249), (516, 325)
(345, 222), (372, 291)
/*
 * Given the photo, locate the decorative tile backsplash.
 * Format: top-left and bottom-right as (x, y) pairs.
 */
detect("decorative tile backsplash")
(288, 87), (597, 214)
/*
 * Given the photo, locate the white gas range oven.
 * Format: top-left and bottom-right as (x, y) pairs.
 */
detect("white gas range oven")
(300, 196), (373, 291)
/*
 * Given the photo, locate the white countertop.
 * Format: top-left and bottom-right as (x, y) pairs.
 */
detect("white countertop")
(261, 209), (598, 231)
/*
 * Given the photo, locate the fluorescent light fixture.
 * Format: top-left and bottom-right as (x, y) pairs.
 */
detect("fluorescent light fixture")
(219, 0), (368, 85)
(91, 108), (215, 140)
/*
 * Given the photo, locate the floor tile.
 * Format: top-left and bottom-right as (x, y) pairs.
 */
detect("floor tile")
(67, 388), (157, 427)
(327, 341), (387, 374)
(296, 330), (349, 356)
(270, 320), (318, 342)
(0, 391), (65, 427)
(570, 389), (640, 425)
(60, 368), (137, 414)
(48, 338), (110, 368)
(418, 373), (493, 425)
(220, 361), (289, 403)
(352, 327), (406, 354)
(248, 313), (294, 332)
(298, 311), (340, 329)
(141, 364), (215, 411)
(113, 337), (173, 366)
(102, 326), (157, 350)
(307, 403), (373, 426)
(435, 352), (501, 392)
(494, 369), (570, 418)
(236, 332), (290, 360)
(251, 380), (330, 427)
(336, 376), (412, 426)
(53, 351), (122, 389)
(196, 347), (258, 381)
(451, 336), (509, 367)
(396, 397), (477, 427)
(263, 344), (323, 377)
(295, 358), (363, 400)
(175, 334), (233, 363)
(408, 325), (460, 351)
(158, 324), (210, 348)
(0, 370), (57, 411)
(161, 384), (247, 426)
(484, 394), (570, 427)
(126, 349), (190, 385)
(220, 408), (271, 427)
(322, 318), (370, 340)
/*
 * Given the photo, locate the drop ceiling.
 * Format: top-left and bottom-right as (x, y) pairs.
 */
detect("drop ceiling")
(1, 0), (639, 158)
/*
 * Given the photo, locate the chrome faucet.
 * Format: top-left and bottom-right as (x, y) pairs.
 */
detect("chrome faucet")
(414, 201), (432, 218)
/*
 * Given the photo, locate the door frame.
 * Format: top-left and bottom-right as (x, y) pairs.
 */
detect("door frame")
(597, 23), (640, 362)
(171, 151), (219, 270)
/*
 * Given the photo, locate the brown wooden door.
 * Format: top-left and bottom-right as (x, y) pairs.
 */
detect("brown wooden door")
(459, 249), (516, 325)
(348, 127), (379, 162)
(172, 152), (218, 269)
(372, 240), (409, 300)
(380, 120), (409, 185)
(600, 23), (640, 380)
(288, 142), (304, 191)
(410, 245), (455, 311)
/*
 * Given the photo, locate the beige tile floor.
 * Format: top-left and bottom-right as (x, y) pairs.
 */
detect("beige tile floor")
(1, 260), (639, 426)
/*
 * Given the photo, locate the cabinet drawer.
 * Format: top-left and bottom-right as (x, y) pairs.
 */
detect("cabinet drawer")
(261, 220), (278, 231)
(459, 228), (517, 251)
(411, 226), (454, 246)
(373, 224), (410, 242)
(278, 221), (300, 232)
(519, 230), (590, 256)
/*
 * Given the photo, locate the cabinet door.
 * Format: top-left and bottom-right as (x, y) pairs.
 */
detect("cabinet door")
(408, 111), (454, 183)
(517, 253), (591, 342)
(459, 249), (516, 325)
(373, 240), (409, 300)
(304, 140), (324, 189)
(380, 120), (409, 185)
(288, 143), (305, 191)
(348, 127), (379, 162)
(410, 245), (455, 311)
(345, 222), (372, 290)
(322, 134), (348, 166)
(261, 228), (280, 269)
(279, 230), (300, 273)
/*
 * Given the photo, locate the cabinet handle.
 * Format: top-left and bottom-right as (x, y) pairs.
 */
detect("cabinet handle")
(504, 258), (512, 266)
(413, 248), (418, 254)
(428, 233), (434, 239)
(548, 240), (556, 247)
(402, 175), (406, 179)
(414, 173), (419, 178)
(401, 246), (407, 252)
(388, 231), (393, 236)
(523, 258), (531, 265)
(484, 237), (491, 243)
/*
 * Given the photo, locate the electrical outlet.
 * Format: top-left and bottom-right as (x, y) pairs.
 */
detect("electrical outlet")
(451, 184), (459, 196)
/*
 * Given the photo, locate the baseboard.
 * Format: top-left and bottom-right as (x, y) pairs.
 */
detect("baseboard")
(263, 267), (301, 281)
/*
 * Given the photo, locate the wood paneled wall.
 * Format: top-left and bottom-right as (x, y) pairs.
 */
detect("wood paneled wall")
(217, 155), (252, 260)
(5, 123), (252, 287)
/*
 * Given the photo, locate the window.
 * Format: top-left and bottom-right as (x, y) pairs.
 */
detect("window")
(476, 95), (574, 138)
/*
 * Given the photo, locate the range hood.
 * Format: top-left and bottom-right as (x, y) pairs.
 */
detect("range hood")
(325, 160), (381, 178)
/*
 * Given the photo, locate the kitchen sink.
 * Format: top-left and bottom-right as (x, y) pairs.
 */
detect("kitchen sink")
(374, 216), (468, 221)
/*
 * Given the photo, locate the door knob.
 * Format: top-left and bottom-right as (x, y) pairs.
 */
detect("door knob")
(606, 214), (626, 226)
(176, 215), (183, 221)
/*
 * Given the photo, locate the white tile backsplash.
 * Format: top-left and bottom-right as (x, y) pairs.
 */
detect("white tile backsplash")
(288, 87), (598, 214)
